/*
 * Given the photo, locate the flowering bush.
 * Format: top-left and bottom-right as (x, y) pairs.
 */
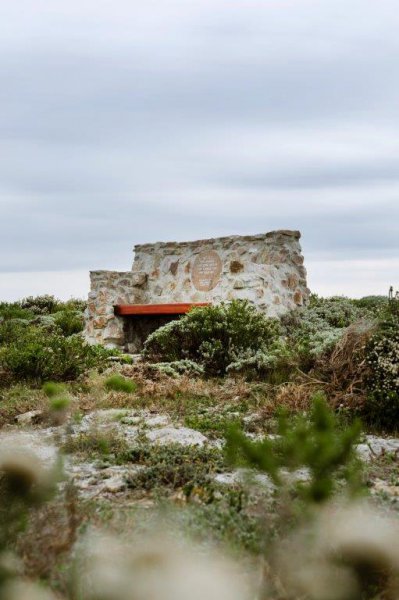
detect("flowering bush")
(363, 317), (399, 429)
(20, 294), (59, 315)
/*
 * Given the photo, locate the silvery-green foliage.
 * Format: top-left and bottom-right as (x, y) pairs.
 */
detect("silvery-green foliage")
(148, 359), (204, 378)
(283, 295), (371, 363)
(226, 339), (293, 380)
(143, 300), (281, 376)
(363, 317), (399, 429)
(366, 318), (399, 395)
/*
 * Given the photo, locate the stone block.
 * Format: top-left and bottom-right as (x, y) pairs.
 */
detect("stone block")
(131, 271), (148, 287)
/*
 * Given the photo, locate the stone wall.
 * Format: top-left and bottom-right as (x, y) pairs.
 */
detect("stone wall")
(132, 230), (308, 315)
(84, 231), (309, 350)
(84, 270), (148, 347)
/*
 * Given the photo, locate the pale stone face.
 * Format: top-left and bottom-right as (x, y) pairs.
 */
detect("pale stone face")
(84, 230), (310, 350)
(192, 250), (223, 291)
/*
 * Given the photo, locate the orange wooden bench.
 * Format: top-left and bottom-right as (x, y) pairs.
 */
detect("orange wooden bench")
(114, 303), (210, 316)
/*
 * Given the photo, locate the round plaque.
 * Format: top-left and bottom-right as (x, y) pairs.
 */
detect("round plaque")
(192, 250), (223, 292)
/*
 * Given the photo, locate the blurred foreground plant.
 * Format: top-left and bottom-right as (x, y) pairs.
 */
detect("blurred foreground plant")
(273, 501), (399, 600)
(72, 532), (249, 600)
(226, 392), (363, 504)
(0, 446), (58, 598)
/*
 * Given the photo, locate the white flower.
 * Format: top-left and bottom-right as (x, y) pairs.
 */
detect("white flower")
(74, 532), (250, 600)
(276, 501), (399, 600)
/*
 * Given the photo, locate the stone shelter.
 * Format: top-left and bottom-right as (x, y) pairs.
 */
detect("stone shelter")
(84, 230), (309, 352)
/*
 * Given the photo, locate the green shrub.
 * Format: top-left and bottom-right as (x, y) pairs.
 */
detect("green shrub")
(49, 396), (71, 412)
(18, 295), (86, 318)
(20, 295), (59, 315)
(226, 340), (295, 382)
(353, 295), (389, 312)
(147, 359), (204, 378)
(0, 319), (30, 346)
(53, 309), (84, 336)
(127, 443), (225, 494)
(63, 428), (128, 458)
(1, 328), (113, 383)
(0, 302), (33, 321)
(362, 317), (399, 431)
(42, 382), (67, 398)
(143, 300), (281, 376)
(104, 374), (137, 393)
(55, 298), (87, 313)
(184, 412), (243, 439)
(282, 295), (371, 369)
(226, 393), (363, 504)
(29, 315), (58, 331)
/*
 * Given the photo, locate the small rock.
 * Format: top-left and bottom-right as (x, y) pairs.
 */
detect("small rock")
(372, 479), (399, 498)
(242, 413), (260, 425)
(146, 426), (208, 447)
(102, 475), (127, 493)
(144, 415), (170, 428)
(357, 436), (399, 461)
(15, 410), (43, 426)
(214, 469), (275, 491)
(121, 416), (143, 426)
(0, 430), (58, 465)
(214, 472), (241, 486)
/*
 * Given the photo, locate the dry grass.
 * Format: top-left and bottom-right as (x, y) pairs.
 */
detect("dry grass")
(323, 320), (376, 408)
(0, 385), (49, 426)
(271, 382), (316, 413)
(256, 320), (377, 417)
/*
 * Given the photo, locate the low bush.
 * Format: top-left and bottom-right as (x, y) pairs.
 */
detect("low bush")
(362, 317), (399, 431)
(353, 295), (389, 312)
(146, 359), (204, 378)
(226, 340), (295, 383)
(143, 300), (281, 376)
(0, 297), (86, 339)
(0, 302), (34, 321)
(127, 443), (225, 494)
(1, 328), (113, 383)
(282, 295), (372, 370)
(42, 382), (67, 398)
(53, 309), (84, 336)
(49, 396), (71, 412)
(63, 428), (128, 458)
(104, 374), (137, 394)
(0, 319), (31, 346)
(20, 295), (59, 315)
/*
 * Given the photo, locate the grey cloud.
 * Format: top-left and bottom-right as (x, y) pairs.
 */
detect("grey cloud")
(1, 0), (399, 297)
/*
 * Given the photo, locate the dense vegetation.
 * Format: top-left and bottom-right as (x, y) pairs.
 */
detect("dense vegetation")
(0, 292), (398, 600)
(145, 295), (399, 431)
(0, 295), (115, 383)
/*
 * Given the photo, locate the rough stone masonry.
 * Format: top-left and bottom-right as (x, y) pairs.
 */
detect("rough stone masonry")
(84, 231), (310, 352)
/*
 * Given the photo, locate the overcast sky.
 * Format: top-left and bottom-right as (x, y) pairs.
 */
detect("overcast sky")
(1, 0), (399, 300)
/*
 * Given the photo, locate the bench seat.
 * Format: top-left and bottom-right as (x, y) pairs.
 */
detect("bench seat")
(114, 303), (210, 316)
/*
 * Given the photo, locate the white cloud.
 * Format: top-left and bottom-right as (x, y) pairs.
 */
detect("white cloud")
(1, 0), (398, 298)
(0, 270), (90, 302)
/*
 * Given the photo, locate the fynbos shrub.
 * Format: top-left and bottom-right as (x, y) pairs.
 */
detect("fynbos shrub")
(1, 328), (113, 382)
(143, 300), (281, 376)
(363, 317), (399, 430)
